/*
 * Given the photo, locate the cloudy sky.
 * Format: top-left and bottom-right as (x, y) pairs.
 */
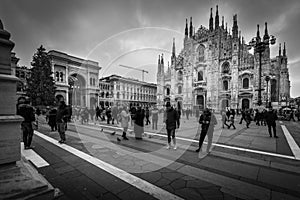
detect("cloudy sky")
(1, 0), (300, 97)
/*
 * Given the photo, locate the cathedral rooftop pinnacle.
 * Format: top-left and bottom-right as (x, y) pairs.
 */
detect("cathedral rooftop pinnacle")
(0, 19), (3, 30)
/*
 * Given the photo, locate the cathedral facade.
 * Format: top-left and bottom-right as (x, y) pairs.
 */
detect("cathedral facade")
(157, 6), (290, 112)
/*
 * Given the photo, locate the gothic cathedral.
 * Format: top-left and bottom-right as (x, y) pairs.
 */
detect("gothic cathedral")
(156, 6), (290, 112)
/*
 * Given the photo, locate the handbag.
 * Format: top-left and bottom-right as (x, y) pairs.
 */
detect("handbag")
(32, 121), (38, 130)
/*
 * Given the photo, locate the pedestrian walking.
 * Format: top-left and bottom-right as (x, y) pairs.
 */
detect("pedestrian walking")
(186, 108), (190, 120)
(119, 106), (130, 140)
(265, 107), (278, 138)
(239, 109), (246, 124)
(289, 110), (296, 122)
(221, 110), (229, 128)
(111, 105), (119, 125)
(95, 106), (100, 121)
(164, 102), (179, 150)
(56, 101), (69, 144)
(133, 106), (145, 140)
(17, 98), (36, 149)
(145, 107), (151, 125)
(227, 113), (236, 129)
(245, 109), (252, 128)
(48, 107), (57, 131)
(151, 105), (159, 130)
(106, 106), (112, 124)
(196, 108), (217, 153)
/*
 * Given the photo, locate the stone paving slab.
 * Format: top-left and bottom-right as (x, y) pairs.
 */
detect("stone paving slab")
(35, 120), (300, 199)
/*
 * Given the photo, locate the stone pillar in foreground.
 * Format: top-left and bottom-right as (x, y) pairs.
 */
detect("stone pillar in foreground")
(0, 19), (23, 165)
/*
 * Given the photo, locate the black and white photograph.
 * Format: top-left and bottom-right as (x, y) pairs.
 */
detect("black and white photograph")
(0, 0), (300, 199)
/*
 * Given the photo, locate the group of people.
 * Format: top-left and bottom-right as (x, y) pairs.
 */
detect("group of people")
(18, 96), (290, 155)
(17, 99), (70, 149)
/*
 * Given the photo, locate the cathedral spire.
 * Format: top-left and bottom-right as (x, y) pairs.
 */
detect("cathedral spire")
(263, 22), (269, 41)
(232, 14), (238, 39)
(256, 24), (261, 42)
(283, 42), (286, 57)
(172, 38), (176, 57)
(215, 5), (219, 30)
(209, 8), (214, 31)
(158, 55), (160, 65)
(222, 16), (224, 29)
(189, 17), (193, 38)
(279, 43), (281, 56)
(185, 19), (188, 37)
(158, 55), (161, 74)
(161, 54), (164, 73)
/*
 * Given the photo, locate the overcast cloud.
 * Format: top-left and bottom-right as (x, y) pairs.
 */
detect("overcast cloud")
(1, 0), (300, 97)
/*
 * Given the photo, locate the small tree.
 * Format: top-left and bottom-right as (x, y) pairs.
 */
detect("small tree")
(27, 45), (56, 106)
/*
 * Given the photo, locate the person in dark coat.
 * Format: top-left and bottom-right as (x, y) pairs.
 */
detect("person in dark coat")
(196, 108), (217, 153)
(265, 108), (278, 138)
(164, 102), (179, 149)
(106, 106), (112, 124)
(245, 109), (252, 128)
(48, 107), (57, 131)
(95, 106), (100, 121)
(133, 106), (145, 139)
(239, 109), (246, 124)
(145, 107), (151, 125)
(56, 101), (69, 143)
(17, 98), (36, 149)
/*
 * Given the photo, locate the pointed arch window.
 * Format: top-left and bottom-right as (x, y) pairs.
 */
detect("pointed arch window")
(198, 71), (203, 81)
(178, 85), (182, 94)
(222, 62), (230, 74)
(198, 45), (205, 62)
(223, 80), (229, 91)
(243, 78), (249, 89)
(178, 71), (183, 81)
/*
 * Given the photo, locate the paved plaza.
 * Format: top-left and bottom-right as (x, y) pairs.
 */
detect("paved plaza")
(17, 114), (300, 200)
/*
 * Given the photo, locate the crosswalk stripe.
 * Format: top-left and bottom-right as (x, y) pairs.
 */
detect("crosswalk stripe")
(34, 131), (184, 200)
(281, 125), (300, 159)
(21, 142), (50, 168)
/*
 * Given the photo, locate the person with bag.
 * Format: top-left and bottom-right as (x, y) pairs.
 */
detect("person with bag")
(164, 102), (179, 150)
(196, 108), (217, 153)
(151, 105), (159, 130)
(17, 98), (36, 149)
(56, 101), (69, 144)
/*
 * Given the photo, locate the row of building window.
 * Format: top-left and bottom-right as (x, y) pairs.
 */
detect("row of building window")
(222, 78), (250, 91)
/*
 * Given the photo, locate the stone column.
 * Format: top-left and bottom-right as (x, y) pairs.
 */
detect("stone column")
(0, 20), (23, 165)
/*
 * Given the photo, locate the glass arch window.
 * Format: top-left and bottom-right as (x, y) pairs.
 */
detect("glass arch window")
(178, 85), (182, 94)
(222, 62), (230, 74)
(198, 71), (203, 81)
(178, 71), (183, 81)
(243, 78), (249, 89)
(223, 80), (229, 91)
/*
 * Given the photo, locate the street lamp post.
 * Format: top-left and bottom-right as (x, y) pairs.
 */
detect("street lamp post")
(265, 75), (270, 107)
(248, 23), (276, 106)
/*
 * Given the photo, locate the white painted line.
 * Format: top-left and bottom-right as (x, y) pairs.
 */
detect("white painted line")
(281, 125), (300, 159)
(21, 142), (50, 168)
(34, 131), (183, 200)
(81, 123), (299, 160)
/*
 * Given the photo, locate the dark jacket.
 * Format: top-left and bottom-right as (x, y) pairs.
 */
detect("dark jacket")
(265, 110), (278, 124)
(17, 104), (35, 122)
(56, 106), (68, 123)
(134, 108), (145, 127)
(199, 112), (217, 132)
(165, 107), (179, 130)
